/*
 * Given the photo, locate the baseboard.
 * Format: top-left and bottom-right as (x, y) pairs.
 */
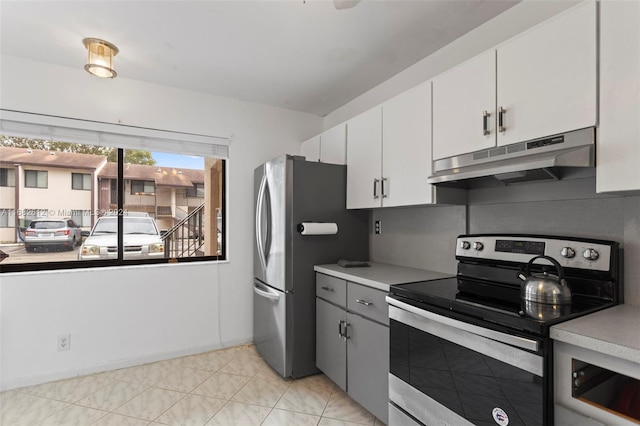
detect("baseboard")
(0, 337), (251, 392)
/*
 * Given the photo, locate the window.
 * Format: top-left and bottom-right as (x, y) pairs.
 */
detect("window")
(0, 209), (15, 228)
(185, 183), (204, 198)
(72, 173), (91, 190)
(110, 180), (117, 204)
(0, 112), (228, 272)
(71, 210), (91, 227)
(0, 168), (15, 187)
(25, 170), (48, 188)
(131, 180), (155, 195)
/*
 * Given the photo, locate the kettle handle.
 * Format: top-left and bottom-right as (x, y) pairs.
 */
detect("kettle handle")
(525, 255), (565, 280)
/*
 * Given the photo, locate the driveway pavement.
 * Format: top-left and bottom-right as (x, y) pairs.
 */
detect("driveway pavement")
(0, 244), (78, 265)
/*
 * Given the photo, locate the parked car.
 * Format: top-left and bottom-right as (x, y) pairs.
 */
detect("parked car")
(78, 215), (165, 260)
(24, 218), (83, 252)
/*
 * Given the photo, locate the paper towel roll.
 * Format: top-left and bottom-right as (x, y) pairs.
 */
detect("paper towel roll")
(297, 222), (338, 235)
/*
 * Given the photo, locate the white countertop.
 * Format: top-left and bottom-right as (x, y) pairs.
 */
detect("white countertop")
(314, 262), (452, 292)
(550, 304), (640, 364)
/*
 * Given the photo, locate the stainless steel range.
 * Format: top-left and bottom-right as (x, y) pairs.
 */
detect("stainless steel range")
(386, 234), (621, 426)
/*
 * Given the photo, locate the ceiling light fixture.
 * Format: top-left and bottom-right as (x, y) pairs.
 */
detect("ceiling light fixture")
(82, 38), (119, 78)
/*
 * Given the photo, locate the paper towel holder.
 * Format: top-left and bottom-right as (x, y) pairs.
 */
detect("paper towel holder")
(297, 222), (338, 235)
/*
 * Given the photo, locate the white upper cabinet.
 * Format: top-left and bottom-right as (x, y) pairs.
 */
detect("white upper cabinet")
(382, 81), (432, 207)
(347, 83), (434, 209)
(496, 0), (597, 147)
(433, 50), (497, 160)
(432, 1), (596, 160)
(300, 124), (346, 165)
(346, 106), (383, 209)
(597, 0), (640, 193)
(300, 134), (320, 162)
(320, 124), (347, 165)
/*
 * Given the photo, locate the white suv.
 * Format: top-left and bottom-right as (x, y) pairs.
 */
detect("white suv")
(78, 215), (164, 260)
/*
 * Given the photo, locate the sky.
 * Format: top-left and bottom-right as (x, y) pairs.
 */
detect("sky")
(152, 152), (204, 170)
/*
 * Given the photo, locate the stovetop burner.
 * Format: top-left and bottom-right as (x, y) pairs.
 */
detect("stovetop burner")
(389, 234), (621, 337)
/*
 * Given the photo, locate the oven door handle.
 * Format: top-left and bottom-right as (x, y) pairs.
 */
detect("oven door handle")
(387, 296), (540, 352)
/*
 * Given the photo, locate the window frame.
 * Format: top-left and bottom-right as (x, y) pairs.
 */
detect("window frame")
(71, 173), (91, 190)
(0, 209), (16, 228)
(0, 168), (15, 187)
(130, 179), (156, 195)
(0, 148), (227, 273)
(24, 170), (48, 188)
(71, 210), (91, 227)
(185, 183), (205, 198)
(0, 110), (229, 273)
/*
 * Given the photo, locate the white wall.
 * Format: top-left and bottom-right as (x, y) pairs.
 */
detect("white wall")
(0, 55), (323, 390)
(323, 0), (579, 128)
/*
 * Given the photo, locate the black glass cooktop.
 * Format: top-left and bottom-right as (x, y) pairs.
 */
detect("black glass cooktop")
(389, 277), (616, 337)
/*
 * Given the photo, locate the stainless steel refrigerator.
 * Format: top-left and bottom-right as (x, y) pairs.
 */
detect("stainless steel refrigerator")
(253, 155), (368, 378)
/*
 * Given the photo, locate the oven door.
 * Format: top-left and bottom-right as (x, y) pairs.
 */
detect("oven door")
(387, 296), (547, 426)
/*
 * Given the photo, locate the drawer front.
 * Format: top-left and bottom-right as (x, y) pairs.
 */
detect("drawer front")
(347, 282), (389, 325)
(316, 273), (347, 307)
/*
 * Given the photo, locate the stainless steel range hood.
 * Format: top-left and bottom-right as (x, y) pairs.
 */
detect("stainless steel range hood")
(428, 127), (595, 185)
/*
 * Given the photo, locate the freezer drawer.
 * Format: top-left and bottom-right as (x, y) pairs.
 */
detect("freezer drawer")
(253, 279), (290, 377)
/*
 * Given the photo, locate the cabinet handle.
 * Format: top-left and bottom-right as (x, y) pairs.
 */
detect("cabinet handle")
(373, 178), (380, 199)
(381, 177), (388, 198)
(338, 320), (344, 338)
(483, 110), (491, 136)
(498, 106), (506, 133)
(321, 286), (334, 293)
(344, 323), (351, 341)
(355, 299), (373, 306)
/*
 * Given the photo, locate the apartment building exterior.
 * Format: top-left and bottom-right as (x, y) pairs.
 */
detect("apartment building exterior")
(0, 146), (204, 244)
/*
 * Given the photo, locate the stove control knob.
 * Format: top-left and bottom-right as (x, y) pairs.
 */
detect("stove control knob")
(473, 241), (484, 251)
(560, 247), (575, 259)
(460, 241), (471, 250)
(583, 248), (600, 261)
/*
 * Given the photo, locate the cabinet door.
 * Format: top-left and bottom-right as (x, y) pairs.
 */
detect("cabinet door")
(496, 1), (596, 147)
(432, 50), (496, 160)
(347, 313), (389, 424)
(316, 298), (347, 390)
(382, 82), (432, 207)
(597, 0), (640, 193)
(300, 135), (320, 162)
(346, 106), (382, 209)
(321, 124), (347, 165)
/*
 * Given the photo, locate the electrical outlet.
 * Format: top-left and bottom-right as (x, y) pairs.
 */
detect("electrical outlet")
(57, 334), (71, 352)
(374, 220), (381, 234)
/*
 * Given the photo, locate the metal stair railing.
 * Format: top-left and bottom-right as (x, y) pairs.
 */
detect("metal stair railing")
(162, 202), (205, 258)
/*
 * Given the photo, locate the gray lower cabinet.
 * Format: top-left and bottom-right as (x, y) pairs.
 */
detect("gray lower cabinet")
(316, 298), (347, 390)
(315, 273), (389, 424)
(346, 312), (389, 423)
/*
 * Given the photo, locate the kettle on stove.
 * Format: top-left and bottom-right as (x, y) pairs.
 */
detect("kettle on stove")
(518, 255), (572, 305)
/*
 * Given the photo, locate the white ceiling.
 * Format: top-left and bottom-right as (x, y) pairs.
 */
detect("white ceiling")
(0, 0), (519, 117)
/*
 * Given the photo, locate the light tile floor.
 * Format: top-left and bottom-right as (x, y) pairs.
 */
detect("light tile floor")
(0, 344), (386, 426)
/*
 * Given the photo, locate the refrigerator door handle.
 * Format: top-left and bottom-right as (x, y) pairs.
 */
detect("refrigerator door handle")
(255, 174), (268, 272)
(254, 282), (280, 301)
(263, 180), (272, 264)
